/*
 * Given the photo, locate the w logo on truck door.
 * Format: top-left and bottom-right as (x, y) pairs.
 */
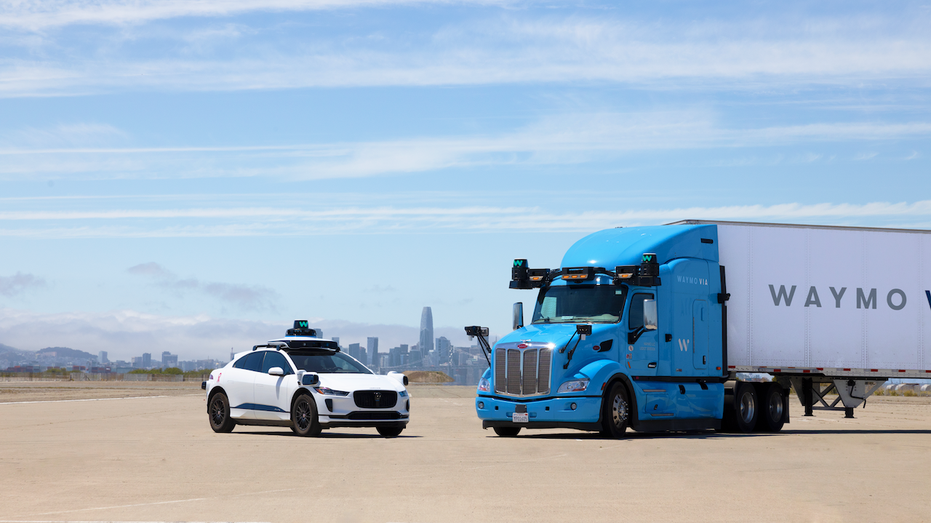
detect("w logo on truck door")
(678, 339), (690, 352)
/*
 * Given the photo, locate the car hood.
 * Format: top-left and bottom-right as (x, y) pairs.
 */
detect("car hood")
(317, 373), (405, 392)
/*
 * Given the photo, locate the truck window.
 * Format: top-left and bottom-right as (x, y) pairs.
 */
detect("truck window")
(532, 283), (628, 324)
(628, 293), (655, 331)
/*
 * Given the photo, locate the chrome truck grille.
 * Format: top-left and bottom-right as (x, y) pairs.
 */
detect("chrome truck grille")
(493, 342), (553, 396)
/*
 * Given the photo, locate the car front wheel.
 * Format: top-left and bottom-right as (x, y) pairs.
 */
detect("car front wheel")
(291, 394), (322, 437)
(208, 392), (235, 433)
(377, 426), (404, 437)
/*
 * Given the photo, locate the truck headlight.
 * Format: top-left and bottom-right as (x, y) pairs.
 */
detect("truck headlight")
(313, 386), (350, 396)
(478, 377), (491, 392)
(557, 379), (590, 393)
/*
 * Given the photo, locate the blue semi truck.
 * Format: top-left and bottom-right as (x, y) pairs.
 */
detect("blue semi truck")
(471, 221), (931, 437)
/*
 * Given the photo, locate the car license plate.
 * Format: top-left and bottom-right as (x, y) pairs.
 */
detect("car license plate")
(512, 412), (529, 423)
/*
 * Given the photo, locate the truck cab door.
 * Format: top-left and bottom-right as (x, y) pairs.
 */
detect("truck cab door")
(692, 299), (709, 370)
(626, 292), (658, 376)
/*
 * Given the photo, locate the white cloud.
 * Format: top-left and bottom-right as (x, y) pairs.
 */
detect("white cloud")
(1, 114), (929, 180)
(127, 262), (280, 311)
(2, 200), (931, 237)
(0, 272), (46, 297)
(2, 13), (931, 96)
(0, 123), (128, 148)
(0, 0), (509, 31)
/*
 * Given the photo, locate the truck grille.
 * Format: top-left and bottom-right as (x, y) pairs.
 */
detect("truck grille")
(353, 391), (398, 409)
(494, 343), (552, 396)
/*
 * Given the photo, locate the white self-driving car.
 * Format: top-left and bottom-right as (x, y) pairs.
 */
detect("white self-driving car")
(203, 321), (410, 437)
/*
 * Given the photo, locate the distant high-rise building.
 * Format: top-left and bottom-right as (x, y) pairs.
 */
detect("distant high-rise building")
(142, 353), (152, 368)
(436, 337), (452, 365)
(162, 351), (178, 368)
(367, 337), (379, 367)
(98, 351), (108, 364)
(420, 307), (434, 356)
(347, 343), (364, 362)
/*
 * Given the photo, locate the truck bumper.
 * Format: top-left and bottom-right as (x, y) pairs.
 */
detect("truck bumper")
(475, 394), (603, 431)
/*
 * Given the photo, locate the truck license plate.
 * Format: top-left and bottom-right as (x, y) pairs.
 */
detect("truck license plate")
(512, 412), (529, 423)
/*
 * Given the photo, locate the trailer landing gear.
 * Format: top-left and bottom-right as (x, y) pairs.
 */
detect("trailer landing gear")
(789, 378), (886, 419)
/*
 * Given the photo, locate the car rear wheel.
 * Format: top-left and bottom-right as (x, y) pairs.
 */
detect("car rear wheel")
(208, 392), (235, 433)
(291, 394), (321, 437)
(376, 427), (404, 437)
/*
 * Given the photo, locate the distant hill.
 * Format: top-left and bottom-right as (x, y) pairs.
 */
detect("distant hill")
(0, 343), (25, 355)
(36, 347), (96, 360)
(405, 370), (455, 384)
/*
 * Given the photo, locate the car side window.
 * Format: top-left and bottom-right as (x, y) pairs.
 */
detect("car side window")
(262, 351), (293, 375)
(628, 293), (655, 330)
(242, 352), (265, 373)
(233, 356), (249, 369)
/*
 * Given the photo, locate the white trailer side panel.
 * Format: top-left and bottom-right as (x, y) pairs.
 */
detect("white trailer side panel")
(713, 222), (931, 372)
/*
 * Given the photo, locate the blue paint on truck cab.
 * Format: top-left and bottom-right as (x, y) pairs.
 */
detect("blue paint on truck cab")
(476, 224), (727, 436)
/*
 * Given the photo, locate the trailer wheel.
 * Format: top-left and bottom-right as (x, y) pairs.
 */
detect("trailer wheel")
(493, 426), (521, 437)
(733, 382), (758, 433)
(757, 383), (786, 432)
(601, 383), (630, 438)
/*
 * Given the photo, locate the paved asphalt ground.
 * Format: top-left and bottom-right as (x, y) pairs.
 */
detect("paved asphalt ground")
(1, 382), (931, 522)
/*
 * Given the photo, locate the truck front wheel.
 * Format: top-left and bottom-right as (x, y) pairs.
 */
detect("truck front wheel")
(601, 383), (630, 438)
(493, 427), (521, 437)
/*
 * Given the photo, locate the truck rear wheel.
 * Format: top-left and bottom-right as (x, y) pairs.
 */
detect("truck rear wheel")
(757, 383), (786, 432)
(732, 382), (758, 433)
(601, 383), (630, 438)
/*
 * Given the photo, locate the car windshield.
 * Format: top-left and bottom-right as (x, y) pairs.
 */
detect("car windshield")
(532, 283), (628, 324)
(287, 350), (373, 374)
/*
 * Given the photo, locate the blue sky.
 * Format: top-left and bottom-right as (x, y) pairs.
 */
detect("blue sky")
(1, 0), (930, 361)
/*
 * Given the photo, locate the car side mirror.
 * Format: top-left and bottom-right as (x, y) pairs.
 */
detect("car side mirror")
(643, 299), (658, 330)
(388, 371), (409, 386)
(268, 367), (284, 376)
(298, 372), (319, 385)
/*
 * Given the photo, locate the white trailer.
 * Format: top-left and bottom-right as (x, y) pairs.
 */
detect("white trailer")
(678, 220), (931, 417)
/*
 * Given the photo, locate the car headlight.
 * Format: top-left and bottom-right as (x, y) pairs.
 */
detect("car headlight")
(557, 379), (590, 393)
(398, 390), (408, 398)
(313, 386), (350, 396)
(477, 377), (491, 392)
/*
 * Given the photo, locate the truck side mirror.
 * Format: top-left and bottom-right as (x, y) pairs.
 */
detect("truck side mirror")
(643, 299), (658, 330)
(513, 302), (524, 330)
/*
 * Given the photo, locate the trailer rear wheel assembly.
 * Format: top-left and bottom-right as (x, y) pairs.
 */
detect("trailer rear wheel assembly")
(757, 383), (786, 432)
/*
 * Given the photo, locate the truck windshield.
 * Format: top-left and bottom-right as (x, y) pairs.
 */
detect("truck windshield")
(531, 283), (628, 324)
